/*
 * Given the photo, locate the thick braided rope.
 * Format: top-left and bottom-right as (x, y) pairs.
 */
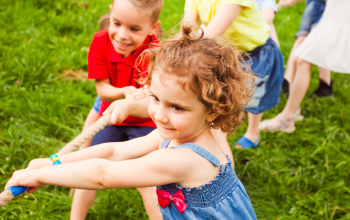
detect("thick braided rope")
(57, 114), (111, 155)
(0, 114), (111, 206)
(0, 191), (13, 206)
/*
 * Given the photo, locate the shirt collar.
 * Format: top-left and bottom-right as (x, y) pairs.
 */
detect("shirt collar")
(108, 33), (159, 66)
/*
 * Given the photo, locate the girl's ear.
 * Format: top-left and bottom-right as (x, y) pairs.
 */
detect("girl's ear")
(149, 20), (161, 36)
(206, 110), (220, 124)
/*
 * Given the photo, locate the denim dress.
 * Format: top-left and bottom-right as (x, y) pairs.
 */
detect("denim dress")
(244, 38), (284, 114)
(157, 140), (257, 220)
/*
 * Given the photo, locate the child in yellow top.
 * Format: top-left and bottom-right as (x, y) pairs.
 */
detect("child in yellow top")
(185, 0), (270, 52)
(184, 0), (285, 149)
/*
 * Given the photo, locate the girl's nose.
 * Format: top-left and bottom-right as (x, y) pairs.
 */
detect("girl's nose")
(153, 106), (169, 124)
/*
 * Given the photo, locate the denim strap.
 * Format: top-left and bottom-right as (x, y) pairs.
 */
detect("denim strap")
(161, 140), (220, 167)
(160, 139), (171, 149)
(175, 143), (220, 167)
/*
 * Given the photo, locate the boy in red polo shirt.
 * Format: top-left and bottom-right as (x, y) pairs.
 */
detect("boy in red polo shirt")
(71, 0), (164, 219)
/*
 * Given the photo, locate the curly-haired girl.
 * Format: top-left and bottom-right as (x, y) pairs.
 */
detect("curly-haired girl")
(5, 23), (256, 219)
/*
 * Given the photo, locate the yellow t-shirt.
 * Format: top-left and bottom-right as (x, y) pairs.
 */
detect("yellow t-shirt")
(185, 0), (270, 52)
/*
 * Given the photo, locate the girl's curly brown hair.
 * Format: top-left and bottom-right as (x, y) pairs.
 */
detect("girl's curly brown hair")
(140, 21), (254, 133)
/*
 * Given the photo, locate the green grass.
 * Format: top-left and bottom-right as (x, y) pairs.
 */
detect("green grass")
(1, 0), (350, 219)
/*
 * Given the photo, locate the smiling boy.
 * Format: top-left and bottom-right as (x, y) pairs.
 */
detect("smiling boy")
(72, 0), (164, 219)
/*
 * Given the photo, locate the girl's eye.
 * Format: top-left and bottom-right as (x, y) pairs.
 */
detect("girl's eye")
(131, 28), (140, 32)
(150, 95), (159, 102)
(172, 105), (184, 111)
(114, 22), (121, 26)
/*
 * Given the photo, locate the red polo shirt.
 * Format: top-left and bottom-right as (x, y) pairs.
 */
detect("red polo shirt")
(87, 29), (157, 128)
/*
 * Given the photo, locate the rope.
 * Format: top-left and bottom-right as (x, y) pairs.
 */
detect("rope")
(0, 191), (14, 206)
(0, 114), (111, 207)
(57, 114), (111, 155)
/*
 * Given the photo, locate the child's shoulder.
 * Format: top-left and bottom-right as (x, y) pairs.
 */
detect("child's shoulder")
(92, 29), (109, 41)
(89, 29), (109, 53)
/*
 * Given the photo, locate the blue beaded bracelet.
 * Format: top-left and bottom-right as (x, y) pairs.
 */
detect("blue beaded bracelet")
(50, 154), (61, 165)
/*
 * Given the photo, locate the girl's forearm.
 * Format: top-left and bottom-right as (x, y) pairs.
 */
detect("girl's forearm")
(35, 159), (106, 190)
(59, 143), (116, 164)
(128, 97), (151, 118)
(27, 143), (117, 170)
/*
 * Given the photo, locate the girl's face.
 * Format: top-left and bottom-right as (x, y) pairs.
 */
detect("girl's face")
(148, 72), (213, 144)
(108, 0), (160, 57)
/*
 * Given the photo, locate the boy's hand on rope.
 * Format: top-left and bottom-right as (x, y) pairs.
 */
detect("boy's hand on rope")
(5, 169), (42, 195)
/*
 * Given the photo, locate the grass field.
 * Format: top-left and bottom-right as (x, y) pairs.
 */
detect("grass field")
(1, 0), (350, 219)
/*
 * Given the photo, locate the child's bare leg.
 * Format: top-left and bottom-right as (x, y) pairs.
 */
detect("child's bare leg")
(265, 59), (312, 128)
(70, 189), (97, 220)
(211, 128), (234, 167)
(80, 109), (100, 150)
(270, 24), (280, 48)
(282, 59), (312, 119)
(245, 113), (263, 142)
(284, 36), (306, 84)
(137, 187), (163, 220)
(318, 67), (331, 85)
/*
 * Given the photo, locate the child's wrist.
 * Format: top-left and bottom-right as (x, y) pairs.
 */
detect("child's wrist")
(28, 158), (55, 169)
(50, 154), (62, 165)
(46, 158), (54, 166)
(124, 99), (137, 115)
(122, 87), (130, 97)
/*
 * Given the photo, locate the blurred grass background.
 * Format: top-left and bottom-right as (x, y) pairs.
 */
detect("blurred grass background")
(1, 0), (350, 219)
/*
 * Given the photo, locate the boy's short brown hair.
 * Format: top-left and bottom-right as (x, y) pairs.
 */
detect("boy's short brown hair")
(113, 0), (164, 24)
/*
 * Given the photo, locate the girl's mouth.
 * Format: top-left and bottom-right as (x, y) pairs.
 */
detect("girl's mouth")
(159, 124), (175, 130)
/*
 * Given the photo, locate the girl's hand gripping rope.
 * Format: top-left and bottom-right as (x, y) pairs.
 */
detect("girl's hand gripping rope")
(0, 169), (42, 206)
(0, 114), (111, 206)
(103, 99), (132, 125)
(5, 169), (43, 195)
(103, 96), (150, 125)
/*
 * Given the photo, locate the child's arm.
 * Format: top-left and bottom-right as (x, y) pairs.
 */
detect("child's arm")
(183, 11), (199, 24)
(197, 5), (243, 38)
(277, 0), (304, 9)
(27, 129), (159, 170)
(261, 8), (275, 25)
(6, 148), (192, 193)
(103, 96), (151, 124)
(95, 78), (136, 102)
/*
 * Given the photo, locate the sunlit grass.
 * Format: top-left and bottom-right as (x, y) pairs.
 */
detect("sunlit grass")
(1, 0), (350, 219)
